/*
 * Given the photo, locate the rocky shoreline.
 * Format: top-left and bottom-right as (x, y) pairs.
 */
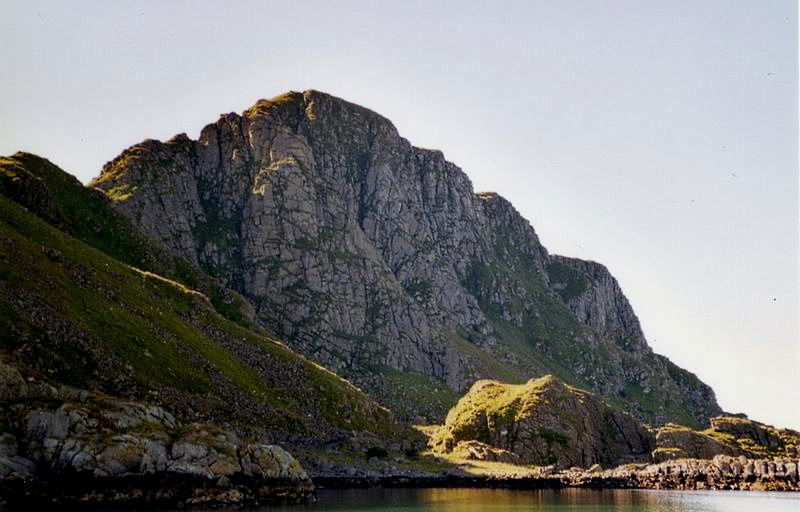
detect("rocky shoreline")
(560, 455), (800, 492)
(0, 362), (314, 508)
(309, 454), (800, 493)
(3, 473), (313, 508)
(7, 445), (798, 509)
(4, 437), (799, 509)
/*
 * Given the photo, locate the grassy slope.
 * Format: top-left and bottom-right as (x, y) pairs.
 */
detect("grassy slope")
(0, 153), (404, 442)
(0, 152), (253, 329)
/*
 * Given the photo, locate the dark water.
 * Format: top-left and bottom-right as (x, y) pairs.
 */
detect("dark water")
(271, 487), (800, 511)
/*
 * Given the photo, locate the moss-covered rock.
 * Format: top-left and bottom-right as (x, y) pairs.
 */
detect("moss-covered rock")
(450, 440), (521, 464)
(653, 415), (800, 461)
(429, 375), (654, 468)
(653, 424), (735, 461)
(710, 416), (786, 450)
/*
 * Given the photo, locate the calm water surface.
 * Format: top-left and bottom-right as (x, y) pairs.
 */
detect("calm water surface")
(270, 488), (799, 512)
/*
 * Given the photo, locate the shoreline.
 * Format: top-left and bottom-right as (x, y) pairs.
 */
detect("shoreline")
(3, 456), (797, 509)
(313, 475), (564, 490)
(313, 477), (800, 493)
(311, 454), (800, 493)
(313, 474), (798, 492)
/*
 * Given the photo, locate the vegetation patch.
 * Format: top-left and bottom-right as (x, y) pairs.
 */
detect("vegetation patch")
(538, 428), (569, 447)
(365, 446), (388, 459)
(546, 260), (590, 302)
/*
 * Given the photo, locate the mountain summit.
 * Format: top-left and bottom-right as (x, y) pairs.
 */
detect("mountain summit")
(91, 90), (720, 426)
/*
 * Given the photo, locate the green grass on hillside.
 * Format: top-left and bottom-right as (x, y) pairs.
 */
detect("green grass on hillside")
(378, 366), (461, 421)
(0, 153), (255, 331)
(0, 173), (400, 439)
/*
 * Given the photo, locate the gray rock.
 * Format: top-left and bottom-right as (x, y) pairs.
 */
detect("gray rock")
(0, 453), (36, 481)
(241, 443), (309, 480)
(0, 433), (36, 481)
(0, 433), (17, 457)
(25, 408), (70, 441)
(0, 363), (28, 401)
(566, 455), (800, 491)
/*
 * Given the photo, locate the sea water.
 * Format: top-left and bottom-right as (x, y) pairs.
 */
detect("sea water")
(271, 487), (800, 511)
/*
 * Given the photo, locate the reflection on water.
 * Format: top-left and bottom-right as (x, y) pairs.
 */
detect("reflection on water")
(272, 487), (800, 512)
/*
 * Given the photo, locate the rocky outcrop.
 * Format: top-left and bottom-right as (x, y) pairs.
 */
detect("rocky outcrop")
(90, 90), (720, 426)
(710, 415), (787, 451)
(0, 361), (313, 507)
(652, 416), (799, 462)
(564, 455), (800, 491)
(653, 424), (735, 462)
(429, 375), (654, 468)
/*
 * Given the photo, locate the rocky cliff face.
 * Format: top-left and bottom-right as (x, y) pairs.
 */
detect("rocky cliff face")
(91, 90), (720, 425)
(547, 256), (647, 353)
(545, 256), (719, 424)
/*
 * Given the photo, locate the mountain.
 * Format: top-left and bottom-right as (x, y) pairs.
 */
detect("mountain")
(90, 90), (720, 427)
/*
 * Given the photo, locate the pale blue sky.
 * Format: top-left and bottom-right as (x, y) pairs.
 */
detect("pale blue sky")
(1, 0), (797, 428)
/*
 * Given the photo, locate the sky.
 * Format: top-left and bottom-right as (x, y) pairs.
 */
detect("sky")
(1, 1), (797, 429)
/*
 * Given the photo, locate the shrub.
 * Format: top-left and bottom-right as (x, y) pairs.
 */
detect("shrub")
(365, 446), (388, 459)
